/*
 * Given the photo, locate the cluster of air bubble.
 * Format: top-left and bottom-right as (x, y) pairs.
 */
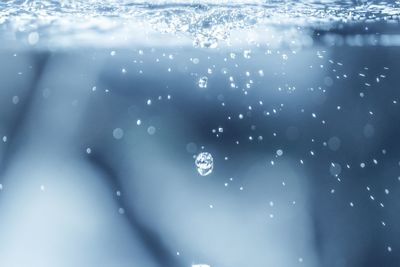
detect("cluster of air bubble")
(0, 0), (399, 47)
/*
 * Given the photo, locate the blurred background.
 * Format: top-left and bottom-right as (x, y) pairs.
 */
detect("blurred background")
(0, 44), (399, 267)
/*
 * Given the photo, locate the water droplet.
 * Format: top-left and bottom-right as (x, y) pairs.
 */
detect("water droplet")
(118, 207), (125, 214)
(147, 126), (156, 135)
(195, 152), (213, 176)
(12, 96), (19, 104)
(28, 32), (39, 45)
(243, 50), (251, 59)
(198, 76), (208, 88)
(113, 128), (124, 139)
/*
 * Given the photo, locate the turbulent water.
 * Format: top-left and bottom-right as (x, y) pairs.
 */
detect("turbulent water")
(1, 1), (400, 267)
(1, 0), (400, 48)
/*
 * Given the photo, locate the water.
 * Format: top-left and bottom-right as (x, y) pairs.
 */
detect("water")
(0, 1), (400, 267)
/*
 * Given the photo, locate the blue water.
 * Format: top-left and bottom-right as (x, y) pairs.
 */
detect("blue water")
(0, 1), (400, 267)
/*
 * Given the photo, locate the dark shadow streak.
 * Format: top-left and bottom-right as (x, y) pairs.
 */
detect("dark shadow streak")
(0, 52), (50, 177)
(87, 153), (184, 267)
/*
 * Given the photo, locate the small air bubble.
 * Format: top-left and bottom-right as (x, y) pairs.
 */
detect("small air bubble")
(198, 76), (208, 88)
(147, 126), (156, 135)
(243, 50), (251, 59)
(28, 32), (39, 45)
(12, 96), (19, 104)
(113, 128), (124, 140)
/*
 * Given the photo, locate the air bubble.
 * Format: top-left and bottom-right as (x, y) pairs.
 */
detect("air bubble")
(195, 152), (214, 176)
(113, 128), (124, 139)
(198, 76), (208, 88)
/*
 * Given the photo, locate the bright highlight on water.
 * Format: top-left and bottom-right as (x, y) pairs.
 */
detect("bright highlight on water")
(1, 0), (400, 48)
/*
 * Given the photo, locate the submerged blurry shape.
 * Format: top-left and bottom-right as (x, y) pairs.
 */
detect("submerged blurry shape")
(195, 152), (213, 176)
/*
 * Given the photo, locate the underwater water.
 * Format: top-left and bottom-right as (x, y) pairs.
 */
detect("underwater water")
(0, 1), (400, 267)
